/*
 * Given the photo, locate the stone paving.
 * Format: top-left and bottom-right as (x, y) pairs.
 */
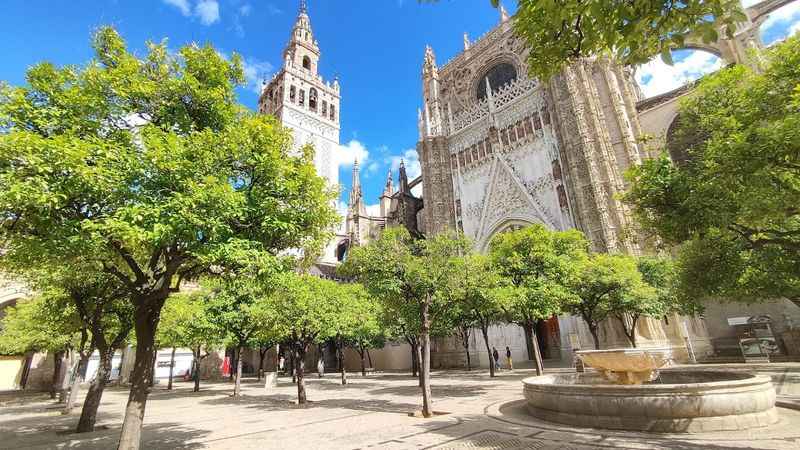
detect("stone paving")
(1, 363), (799, 449)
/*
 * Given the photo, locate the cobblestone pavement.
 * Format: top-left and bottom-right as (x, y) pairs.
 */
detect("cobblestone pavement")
(1, 364), (799, 450)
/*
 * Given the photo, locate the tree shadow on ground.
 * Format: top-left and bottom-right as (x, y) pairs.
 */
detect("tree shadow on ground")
(198, 392), (422, 415)
(366, 383), (489, 399)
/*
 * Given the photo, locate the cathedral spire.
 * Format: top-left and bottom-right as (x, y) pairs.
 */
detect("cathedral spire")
(463, 32), (470, 51)
(383, 170), (393, 196)
(422, 45), (438, 78)
(399, 159), (409, 193)
(349, 159), (365, 215)
(299, 0), (307, 14)
(499, 3), (510, 22)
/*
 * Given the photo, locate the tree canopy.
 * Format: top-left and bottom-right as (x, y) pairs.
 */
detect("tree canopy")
(489, 224), (587, 372)
(341, 226), (468, 417)
(506, 0), (745, 80)
(0, 26), (338, 449)
(625, 36), (800, 308)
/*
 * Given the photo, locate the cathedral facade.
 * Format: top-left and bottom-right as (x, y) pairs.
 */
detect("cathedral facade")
(254, 1), (797, 368)
(408, 8), (709, 364)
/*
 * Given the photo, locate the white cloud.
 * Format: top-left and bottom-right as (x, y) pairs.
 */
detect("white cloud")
(337, 140), (370, 169)
(195, 0), (220, 25)
(238, 3), (252, 17)
(635, 50), (723, 98)
(266, 3), (283, 15)
(759, 3), (800, 44)
(242, 57), (273, 94)
(163, 0), (191, 16)
(388, 148), (422, 180)
(163, 0), (220, 26)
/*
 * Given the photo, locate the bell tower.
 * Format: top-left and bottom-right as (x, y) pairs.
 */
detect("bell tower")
(259, 0), (341, 187)
(259, 1), (343, 263)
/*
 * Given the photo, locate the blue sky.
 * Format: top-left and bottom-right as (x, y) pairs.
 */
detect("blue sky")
(1, 1), (798, 210)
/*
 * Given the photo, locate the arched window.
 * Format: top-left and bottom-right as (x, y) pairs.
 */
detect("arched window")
(309, 88), (318, 112)
(302, 56), (311, 70)
(322, 100), (327, 116)
(476, 63), (517, 101)
(289, 85), (296, 103)
(298, 89), (305, 107)
(329, 104), (336, 121)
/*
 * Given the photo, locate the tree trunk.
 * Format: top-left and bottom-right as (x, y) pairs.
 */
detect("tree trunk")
(588, 324), (601, 350)
(289, 350), (296, 384)
(338, 339), (347, 385)
(530, 323), (544, 377)
(359, 346), (367, 377)
(166, 347), (176, 390)
(192, 347), (201, 392)
(116, 301), (162, 450)
(233, 347), (243, 397)
(77, 349), (113, 432)
(258, 348), (267, 381)
(522, 322), (535, 361)
(480, 326), (495, 378)
(419, 298), (433, 418)
(50, 350), (65, 400)
(415, 342), (423, 387)
(149, 349), (158, 387)
(367, 348), (373, 368)
(295, 343), (307, 404)
(229, 348), (237, 382)
(64, 352), (90, 414)
(409, 340), (418, 378)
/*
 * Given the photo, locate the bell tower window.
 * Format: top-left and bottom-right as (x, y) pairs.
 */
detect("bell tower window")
(298, 89), (305, 107)
(322, 101), (327, 116)
(289, 85), (296, 103)
(330, 104), (336, 121)
(302, 56), (311, 70)
(309, 88), (318, 112)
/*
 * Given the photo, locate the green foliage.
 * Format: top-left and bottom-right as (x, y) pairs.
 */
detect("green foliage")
(0, 295), (80, 355)
(0, 25), (338, 302)
(339, 283), (384, 353)
(564, 253), (650, 348)
(340, 227), (469, 337)
(258, 272), (349, 346)
(625, 36), (800, 306)
(156, 291), (221, 351)
(489, 224), (587, 325)
(510, 0), (745, 80)
(449, 254), (505, 331)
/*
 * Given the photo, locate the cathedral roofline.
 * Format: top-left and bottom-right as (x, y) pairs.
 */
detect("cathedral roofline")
(437, 7), (513, 73)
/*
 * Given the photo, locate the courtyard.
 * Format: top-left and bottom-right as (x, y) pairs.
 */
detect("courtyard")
(3, 363), (800, 450)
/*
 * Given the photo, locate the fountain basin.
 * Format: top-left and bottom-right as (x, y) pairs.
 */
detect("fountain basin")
(523, 371), (778, 433)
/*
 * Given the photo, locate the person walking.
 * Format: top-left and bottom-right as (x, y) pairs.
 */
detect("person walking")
(492, 347), (501, 371)
(506, 346), (513, 370)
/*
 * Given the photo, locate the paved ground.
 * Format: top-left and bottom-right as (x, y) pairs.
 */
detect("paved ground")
(1, 363), (800, 450)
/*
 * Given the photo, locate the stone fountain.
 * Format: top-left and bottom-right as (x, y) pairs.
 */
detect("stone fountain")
(522, 347), (778, 433)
